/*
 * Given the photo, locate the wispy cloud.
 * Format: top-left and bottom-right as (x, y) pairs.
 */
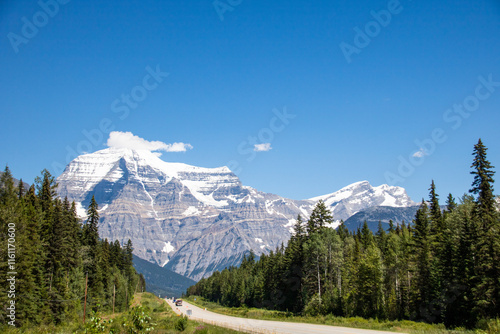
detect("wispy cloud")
(254, 143), (272, 152)
(107, 131), (193, 156)
(412, 148), (428, 158)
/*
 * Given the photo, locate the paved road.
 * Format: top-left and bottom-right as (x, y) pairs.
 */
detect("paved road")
(166, 299), (405, 334)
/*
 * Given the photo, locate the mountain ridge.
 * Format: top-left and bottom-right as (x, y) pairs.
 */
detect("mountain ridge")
(57, 147), (416, 281)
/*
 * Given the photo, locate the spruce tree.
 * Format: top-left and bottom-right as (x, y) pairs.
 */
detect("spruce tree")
(469, 139), (499, 320)
(445, 193), (457, 213)
(428, 180), (442, 231)
(0, 166), (16, 205)
(307, 200), (333, 235)
(412, 200), (434, 321)
(470, 139), (496, 217)
(35, 169), (57, 214)
(84, 195), (99, 247)
(283, 214), (305, 312)
(376, 220), (387, 254)
(428, 181), (446, 322)
(388, 219), (395, 234)
(293, 214), (305, 239)
(360, 221), (374, 250)
(17, 178), (24, 199)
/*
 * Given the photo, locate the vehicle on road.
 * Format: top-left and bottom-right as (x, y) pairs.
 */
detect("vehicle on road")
(175, 299), (183, 306)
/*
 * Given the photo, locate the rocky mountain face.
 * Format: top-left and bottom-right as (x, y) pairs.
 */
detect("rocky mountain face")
(57, 147), (415, 281)
(343, 206), (420, 232)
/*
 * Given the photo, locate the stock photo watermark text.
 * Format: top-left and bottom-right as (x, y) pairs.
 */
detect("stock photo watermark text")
(6, 222), (17, 326)
(213, 0), (242, 21)
(227, 106), (296, 175)
(384, 73), (500, 185)
(339, 0), (403, 64)
(51, 65), (168, 175)
(7, 0), (71, 54)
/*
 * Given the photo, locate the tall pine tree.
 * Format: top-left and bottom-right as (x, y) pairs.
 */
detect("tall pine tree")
(469, 139), (499, 320)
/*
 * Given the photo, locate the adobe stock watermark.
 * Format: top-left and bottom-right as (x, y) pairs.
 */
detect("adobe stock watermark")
(213, 0), (242, 21)
(339, 0), (404, 64)
(385, 74), (500, 185)
(6, 222), (17, 326)
(7, 0), (71, 54)
(227, 106), (296, 175)
(51, 65), (169, 175)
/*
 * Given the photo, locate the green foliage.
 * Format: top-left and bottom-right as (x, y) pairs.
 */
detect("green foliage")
(0, 167), (145, 328)
(303, 294), (322, 316)
(307, 200), (333, 234)
(84, 309), (114, 334)
(124, 305), (155, 334)
(174, 314), (188, 331)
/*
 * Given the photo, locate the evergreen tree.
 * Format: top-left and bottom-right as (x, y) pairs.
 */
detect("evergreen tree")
(17, 178), (25, 199)
(283, 215), (305, 312)
(412, 200), (434, 321)
(0, 166), (17, 205)
(388, 219), (395, 234)
(469, 139), (500, 320)
(470, 139), (496, 217)
(376, 220), (387, 254)
(83, 195), (99, 247)
(428, 181), (446, 323)
(307, 200), (333, 234)
(445, 193), (457, 213)
(428, 180), (442, 228)
(443, 195), (475, 327)
(35, 169), (57, 215)
(360, 221), (374, 250)
(293, 214), (305, 239)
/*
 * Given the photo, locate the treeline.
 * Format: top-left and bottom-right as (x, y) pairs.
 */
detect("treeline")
(187, 139), (500, 328)
(0, 168), (145, 327)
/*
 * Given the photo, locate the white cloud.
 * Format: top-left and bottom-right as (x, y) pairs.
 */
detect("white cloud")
(107, 131), (193, 156)
(412, 148), (428, 158)
(254, 143), (272, 152)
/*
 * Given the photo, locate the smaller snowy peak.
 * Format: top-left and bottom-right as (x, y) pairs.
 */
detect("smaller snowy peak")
(307, 181), (415, 222)
(309, 181), (414, 207)
(309, 181), (371, 205)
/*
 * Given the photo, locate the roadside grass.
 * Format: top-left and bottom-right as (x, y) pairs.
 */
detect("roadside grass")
(0, 293), (242, 333)
(185, 296), (498, 334)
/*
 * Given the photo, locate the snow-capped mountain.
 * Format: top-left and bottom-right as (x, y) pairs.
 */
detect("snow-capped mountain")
(57, 147), (415, 280)
(310, 181), (415, 224)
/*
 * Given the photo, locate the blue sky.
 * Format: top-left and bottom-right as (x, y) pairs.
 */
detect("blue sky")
(1, 0), (500, 203)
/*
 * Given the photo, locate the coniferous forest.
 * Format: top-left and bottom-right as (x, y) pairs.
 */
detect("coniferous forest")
(187, 139), (500, 329)
(0, 168), (145, 327)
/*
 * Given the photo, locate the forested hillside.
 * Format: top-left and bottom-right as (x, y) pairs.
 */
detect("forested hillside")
(0, 168), (145, 327)
(187, 139), (500, 329)
(132, 254), (195, 298)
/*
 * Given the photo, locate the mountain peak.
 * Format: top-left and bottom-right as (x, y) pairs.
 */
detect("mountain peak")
(57, 149), (415, 280)
(308, 181), (415, 220)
